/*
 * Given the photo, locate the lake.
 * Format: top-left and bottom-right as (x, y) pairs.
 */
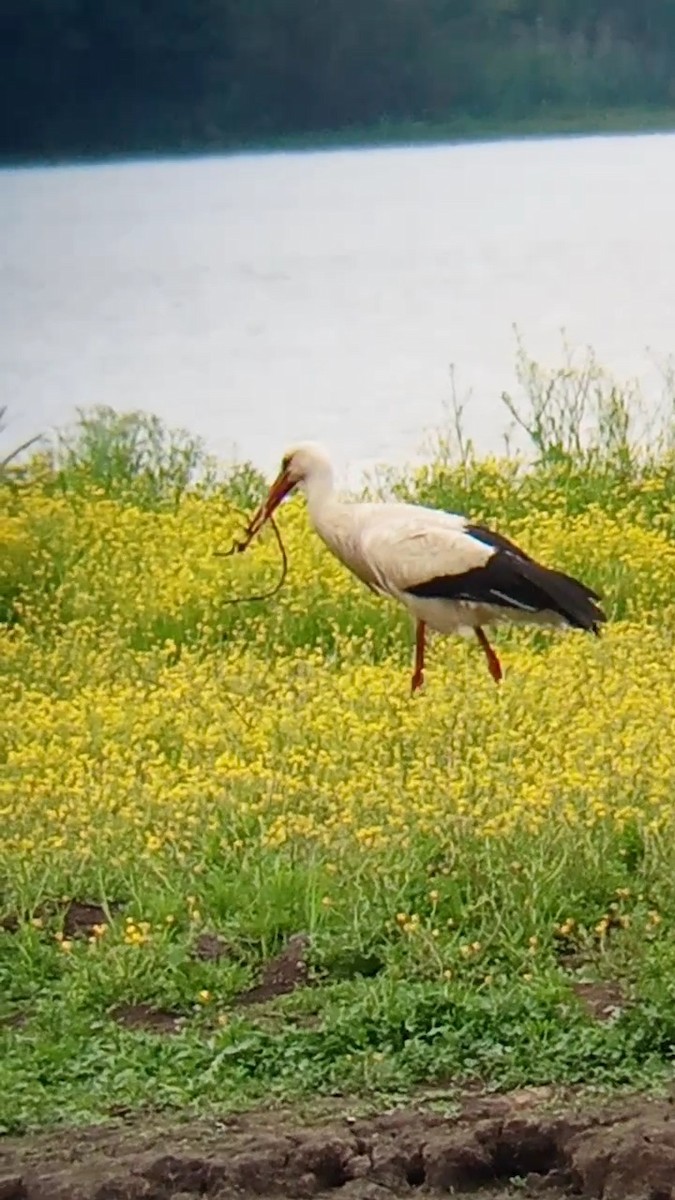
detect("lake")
(2, 132), (674, 484)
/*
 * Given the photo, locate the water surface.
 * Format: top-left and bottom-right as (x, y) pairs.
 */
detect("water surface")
(2, 133), (674, 482)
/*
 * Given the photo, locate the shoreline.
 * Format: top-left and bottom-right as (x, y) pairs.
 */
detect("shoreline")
(3, 104), (675, 171)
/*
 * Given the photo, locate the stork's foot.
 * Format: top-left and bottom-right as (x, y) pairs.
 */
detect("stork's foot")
(411, 668), (425, 694)
(476, 627), (503, 684)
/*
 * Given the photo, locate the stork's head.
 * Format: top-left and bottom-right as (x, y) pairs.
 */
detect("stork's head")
(245, 442), (332, 540)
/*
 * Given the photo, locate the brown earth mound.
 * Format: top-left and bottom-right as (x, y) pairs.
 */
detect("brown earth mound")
(2, 1091), (675, 1200)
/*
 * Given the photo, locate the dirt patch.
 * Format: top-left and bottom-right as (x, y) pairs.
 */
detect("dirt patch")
(571, 979), (626, 1021)
(63, 901), (114, 939)
(1, 898), (120, 938)
(112, 1003), (185, 1035)
(3, 1093), (675, 1199)
(192, 933), (232, 963)
(234, 933), (310, 1007)
(0, 1012), (29, 1031)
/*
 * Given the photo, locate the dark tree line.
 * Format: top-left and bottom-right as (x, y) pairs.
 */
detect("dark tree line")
(2, 0), (675, 158)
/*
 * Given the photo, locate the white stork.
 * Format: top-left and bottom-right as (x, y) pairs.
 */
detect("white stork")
(241, 442), (606, 690)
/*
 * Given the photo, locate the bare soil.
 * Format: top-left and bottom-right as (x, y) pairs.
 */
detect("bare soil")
(233, 933), (311, 1007)
(3, 1091), (675, 1200)
(568, 981), (626, 1023)
(1, 899), (119, 938)
(111, 1004), (186, 1035)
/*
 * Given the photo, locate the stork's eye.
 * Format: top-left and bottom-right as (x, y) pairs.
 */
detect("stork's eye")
(281, 454), (291, 472)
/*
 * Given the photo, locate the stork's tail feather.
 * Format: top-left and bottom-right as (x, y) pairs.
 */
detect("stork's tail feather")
(516, 558), (607, 634)
(461, 523), (606, 629)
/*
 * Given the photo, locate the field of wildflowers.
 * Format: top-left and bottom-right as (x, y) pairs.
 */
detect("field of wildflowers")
(1, 353), (675, 1132)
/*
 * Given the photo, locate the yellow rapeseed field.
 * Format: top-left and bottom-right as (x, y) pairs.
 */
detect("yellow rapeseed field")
(3, 476), (675, 871)
(2, 434), (675, 1125)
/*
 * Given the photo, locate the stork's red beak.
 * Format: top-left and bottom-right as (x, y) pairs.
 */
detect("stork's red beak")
(245, 468), (295, 541)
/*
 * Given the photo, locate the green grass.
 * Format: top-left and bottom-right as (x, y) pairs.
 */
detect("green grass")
(4, 873), (675, 1131)
(4, 960), (675, 1134)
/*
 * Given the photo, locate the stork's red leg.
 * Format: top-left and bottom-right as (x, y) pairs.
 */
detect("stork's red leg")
(475, 627), (503, 684)
(411, 620), (426, 693)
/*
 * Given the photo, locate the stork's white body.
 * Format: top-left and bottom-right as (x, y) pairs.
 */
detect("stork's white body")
(310, 496), (567, 637)
(252, 442), (606, 688)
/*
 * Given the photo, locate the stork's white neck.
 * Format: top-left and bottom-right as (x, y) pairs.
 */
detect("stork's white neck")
(300, 459), (337, 523)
